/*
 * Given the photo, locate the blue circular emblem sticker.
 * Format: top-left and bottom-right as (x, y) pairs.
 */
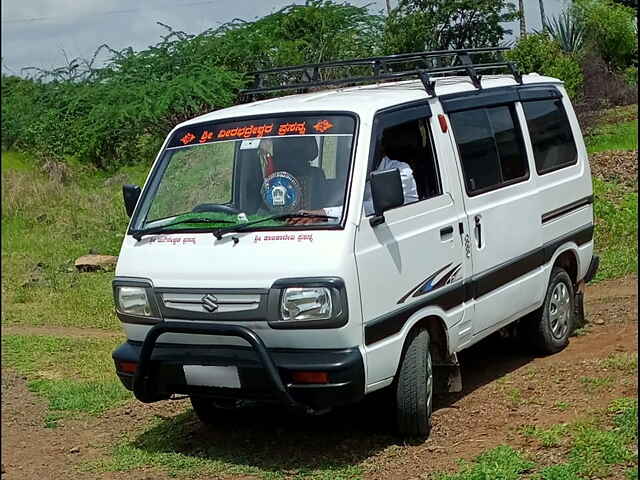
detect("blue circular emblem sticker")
(261, 171), (302, 212)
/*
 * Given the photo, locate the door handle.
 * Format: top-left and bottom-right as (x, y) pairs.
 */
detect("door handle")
(440, 225), (453, 241)
(474, 215), (482, 248)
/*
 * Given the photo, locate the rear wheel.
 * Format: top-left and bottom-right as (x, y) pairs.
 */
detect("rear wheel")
(527, 267), (575, 354)
(394, 328), (433, 439)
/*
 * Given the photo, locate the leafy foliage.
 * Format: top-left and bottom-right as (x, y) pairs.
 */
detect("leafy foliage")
(382, 0), (518, 54)
(505, 33), (584, 98)
(1, 1), (381, 168)
(573, 0), (638, 70)
(544, 10), (586, 54)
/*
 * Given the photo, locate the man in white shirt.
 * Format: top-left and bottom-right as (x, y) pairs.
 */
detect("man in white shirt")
(287, 153), (418, 225)
(324, 154), (418, 219)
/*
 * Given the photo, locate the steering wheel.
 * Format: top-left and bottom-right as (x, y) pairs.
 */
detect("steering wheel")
(191, 203), (240, 215)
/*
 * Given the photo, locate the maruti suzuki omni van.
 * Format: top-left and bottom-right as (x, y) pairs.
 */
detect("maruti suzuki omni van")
(112, 49), (599, 438)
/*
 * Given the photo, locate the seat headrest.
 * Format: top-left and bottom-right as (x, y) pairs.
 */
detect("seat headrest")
(272, 137), (319, 172)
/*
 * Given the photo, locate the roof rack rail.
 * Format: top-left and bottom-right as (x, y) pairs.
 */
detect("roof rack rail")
(241, 47), (522, 99)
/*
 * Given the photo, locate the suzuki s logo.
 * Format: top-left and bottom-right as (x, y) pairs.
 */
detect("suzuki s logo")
(201, 294), (219, 312)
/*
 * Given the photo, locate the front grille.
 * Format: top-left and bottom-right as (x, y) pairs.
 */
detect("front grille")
(162, 293), (261, 314)
(154, 288), (269, 321)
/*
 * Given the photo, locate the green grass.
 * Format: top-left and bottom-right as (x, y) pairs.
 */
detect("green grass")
(2, 335), (130, 418)
(599, 352), (638, 373)
(1, 153), (148, 330)
(87, 410), (367, 479)
(1, 150), (34, 171)
(592, 177), (638, 280)
(520, 424), (569, 448)
(436, 398), (638, 480)
(579, 376), (614, 392)
(586, 120), (638, 154)
(434, 446), (534, 480)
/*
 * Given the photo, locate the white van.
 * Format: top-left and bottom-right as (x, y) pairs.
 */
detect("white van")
(112, 49), (600, 438)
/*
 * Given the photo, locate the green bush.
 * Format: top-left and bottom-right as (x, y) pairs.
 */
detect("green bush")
(0, 1), (382, 169)
(573, 0), (638, 70)
(625, 66), (638, 85)
(506, 33), (584, 98)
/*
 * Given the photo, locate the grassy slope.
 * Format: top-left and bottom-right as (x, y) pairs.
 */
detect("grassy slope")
(586, 120), (638, 154)
(1, 155), (149, 423)
(586, 113), (638, 280)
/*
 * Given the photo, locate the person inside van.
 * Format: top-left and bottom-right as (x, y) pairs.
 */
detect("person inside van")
(286, 130), (418, 225)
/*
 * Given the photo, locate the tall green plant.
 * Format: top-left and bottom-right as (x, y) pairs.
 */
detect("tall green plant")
(544, 10), (586, 54)
(573, 0), (637, 70)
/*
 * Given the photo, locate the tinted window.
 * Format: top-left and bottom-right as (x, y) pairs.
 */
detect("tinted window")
(522, 99), (577, 174)
(450, 105), (528, 195)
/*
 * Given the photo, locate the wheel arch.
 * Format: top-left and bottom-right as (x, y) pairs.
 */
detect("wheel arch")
(402, 314), (451, 366)
(549, 244), (581, 286)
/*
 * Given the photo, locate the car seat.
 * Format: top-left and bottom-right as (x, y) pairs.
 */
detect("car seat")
(272, 137), (326, 210)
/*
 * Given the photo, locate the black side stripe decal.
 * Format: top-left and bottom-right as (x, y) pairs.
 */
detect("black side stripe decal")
(364, 223), (594, 346)
(541, 195), (593, 224)
(397, 263), (452, 304)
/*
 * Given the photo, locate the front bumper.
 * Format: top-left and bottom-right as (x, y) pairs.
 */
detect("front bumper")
(112, 321), (364, 412)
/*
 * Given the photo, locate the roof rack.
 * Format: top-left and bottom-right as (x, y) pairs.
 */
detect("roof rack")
(241, 47), (523, 99)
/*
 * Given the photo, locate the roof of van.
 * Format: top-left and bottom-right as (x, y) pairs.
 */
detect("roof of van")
(178, 73), (562, 128)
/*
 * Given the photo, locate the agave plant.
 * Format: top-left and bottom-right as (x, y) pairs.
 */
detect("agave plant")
(544, 10), (585, 54)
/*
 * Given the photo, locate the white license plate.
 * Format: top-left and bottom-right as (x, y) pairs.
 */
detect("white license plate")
(183, 365), (241, 388)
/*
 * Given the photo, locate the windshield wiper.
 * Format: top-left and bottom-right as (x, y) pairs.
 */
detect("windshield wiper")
(213, 212), (337, 240)
(132, 218), (235, 241)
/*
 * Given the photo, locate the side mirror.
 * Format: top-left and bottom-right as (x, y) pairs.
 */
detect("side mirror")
(123, 184), (141, 218)
(369, 168), (404, 227)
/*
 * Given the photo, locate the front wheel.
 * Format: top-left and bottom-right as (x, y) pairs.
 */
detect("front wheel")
(527, 267), (575, 354)
(190, 396), (240, 426)
(395, 328), (433, 439)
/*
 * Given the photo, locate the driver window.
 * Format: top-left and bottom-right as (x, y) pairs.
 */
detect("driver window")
(369, 115), (442, 207)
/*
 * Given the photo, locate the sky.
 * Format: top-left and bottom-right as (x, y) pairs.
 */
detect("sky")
(1, 0), (571, 76)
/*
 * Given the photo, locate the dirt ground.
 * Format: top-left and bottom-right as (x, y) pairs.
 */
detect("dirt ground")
(2, 276), (637, 480)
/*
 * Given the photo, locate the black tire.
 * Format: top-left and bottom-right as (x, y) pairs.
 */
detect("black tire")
(395, 328), (433, 439)
(528, 267), (575, 354)
(190, 396), (239, 426)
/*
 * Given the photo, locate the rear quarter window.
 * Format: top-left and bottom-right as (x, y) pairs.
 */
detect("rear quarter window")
(450, 105), (529, 196)
(522, 99), (578, 174)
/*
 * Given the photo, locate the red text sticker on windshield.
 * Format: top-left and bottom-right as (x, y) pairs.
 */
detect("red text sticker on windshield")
(199, 131), (214, 143)
(180, 133), (196, 145)
(218, 124), (274, 140)
(313, 119), (334, 133)
(278, 122), (306, 136)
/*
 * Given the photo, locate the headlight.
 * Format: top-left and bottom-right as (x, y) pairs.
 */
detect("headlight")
(280, 287), (332, 321)
(117, 286), (151, 316)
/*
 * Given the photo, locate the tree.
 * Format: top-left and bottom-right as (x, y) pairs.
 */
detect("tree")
(612, 0), (637, 8)
(383, 0), (519, 54)
(519, 0), (527, 37)
(539, 0), (547, 31)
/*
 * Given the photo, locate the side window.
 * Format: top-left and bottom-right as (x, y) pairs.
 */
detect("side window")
(450, 104), (528, 195)
(522, 99), (578, 174)
(368, 116), (442, 212)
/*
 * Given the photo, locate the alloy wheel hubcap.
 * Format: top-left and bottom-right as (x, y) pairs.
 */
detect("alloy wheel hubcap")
(549, 282), (571, 339)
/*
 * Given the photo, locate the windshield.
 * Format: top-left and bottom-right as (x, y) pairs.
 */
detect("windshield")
(132, 114), (356, 233)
